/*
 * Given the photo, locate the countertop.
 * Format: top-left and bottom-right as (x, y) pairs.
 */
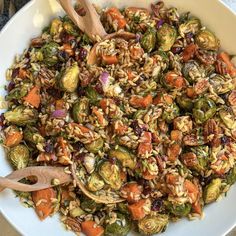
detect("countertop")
(1, 0), (236, 236)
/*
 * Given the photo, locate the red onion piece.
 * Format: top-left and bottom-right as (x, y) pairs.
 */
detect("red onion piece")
(99, 72), (110, 89)
(51, 109), (66, 118)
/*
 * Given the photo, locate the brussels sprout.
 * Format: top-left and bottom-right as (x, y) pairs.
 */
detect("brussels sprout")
(195, 29), (220, 51)
(167, 202), (191, 217)
(8, 144), (29, 169)
(176, 95), (193, 111)
(6, 83), (30, 101)
(50, 18), (63, 36)
(219, 107), (236, 129)
(85, 87), (102, 105)
(162, 103), (180, 123)
(209, 74), (234, 94)
(59, 63), (79, 92)
(117, 203), (129, 215)
(72, 98), (89, 123)
(87, 172), (105, 192)
(4, 106), (38, 126)
(98, 161), (122, 190)
(182, 60), (202, 83)
(193, 98), (216, 124)
(226, 166), (236, 185)
(141, 28), (157, 53)
(23, 126), (45, 145)
(85, 137), (104, 154)
(63, 21), (79, 36)
(178, 18), (201, 38)
(105, 213), (131, 236)
(138, 214), (169, 235)
(191, 145), (209, 170)
(109, 146), (136, 169)
(41, 42), (59, 66)
(80, 197), (103, 213)
(157, 23), (177, 51)
(203, 178), (222, 204)
(69, 207), (85, 218)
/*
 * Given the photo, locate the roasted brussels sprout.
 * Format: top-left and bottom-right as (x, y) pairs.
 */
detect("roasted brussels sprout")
(141, 28), (157, 53)
(85, 137), (104, 154)
(72, 98), (89, 123)
(98, 161), (122, 190)
(138, 214), (169, 235)
(178, 18), (201, 38)
(6, 83), (30, 101)
(69, 207), (85, 218)
(209, 74), (234, 94)
(193, 98), (216, 124)
(8, 144), (29, 169)
(4, 105), (38, 126)
(162, 103), (180, 123)
(219, 107), (236, 129)
(176, 95), (193, 111)
(58, 63), (79, 92)
(109, 146), (136, 169)
(104, 213), (131, 236)
(226, 166), (236, 185)
(157, 23), (177, 51)
(117, 203), (129, 215)
(195, 29), (220, 51)
(50, 18), (63, 36)
(182, 60), (202, 83)
(23, 126), (45, 145)
(203, 178), (222, 204)
(167, 202), (191, 217)
(63, 21), (79, 36)
(80, 197), (103, 213)
(87, 172), (105, 192)
(85, 87), (102, 105)
(41, 42), (59, 66)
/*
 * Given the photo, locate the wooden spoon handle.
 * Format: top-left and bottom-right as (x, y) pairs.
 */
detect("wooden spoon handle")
(0, 167), (71, 192)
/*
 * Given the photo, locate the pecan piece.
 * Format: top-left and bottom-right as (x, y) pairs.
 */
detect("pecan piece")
(196, 49), (217, 65)
(203, 119), (220, 147)
(194, 78), (209, 95)
(183, 133), (206, 146)
(228, 90), (236, 106)
(64, 217), (81, 232)
(181, 152), (198, 167)
(31, 36), (45, 47)
(215, 60), (228, 75)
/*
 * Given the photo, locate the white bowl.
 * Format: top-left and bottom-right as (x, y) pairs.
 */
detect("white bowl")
(0, 0), (236, 235)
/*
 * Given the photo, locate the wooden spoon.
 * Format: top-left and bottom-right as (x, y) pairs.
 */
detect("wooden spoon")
(58, 0), (136, 65)
(0, 166), (124, 204)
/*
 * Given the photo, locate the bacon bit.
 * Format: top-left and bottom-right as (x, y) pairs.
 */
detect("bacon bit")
(138, 131), (152, 156)
(170, 130), (183, 142)
(164, 72), (186, 89)
(55, 99), (65, 110)
(18, 68), (28, 79)
(182, 43), (197, 62)
(92, 107), (107, 127)
(186, 87), (197, 98)
(130, 94), (153, 108)
(153, 93), (173, 105)
(167, 143), (181, 162)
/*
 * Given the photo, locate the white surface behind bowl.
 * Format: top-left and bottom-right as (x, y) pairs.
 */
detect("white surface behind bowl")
(0, 0), (236, 235)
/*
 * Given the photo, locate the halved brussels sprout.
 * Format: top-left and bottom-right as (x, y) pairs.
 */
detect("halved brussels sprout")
(104, 213), (131, 236)
(69, 207), (85, 218)
(167, 202), (191, 217)
(226, 166), (236, 185)
(138, 214), (169, 235)
(117, 203), (129, 215)
(41, 42), (60, 66)
(72, 98), (89, 123)
(195, 29), (220, 51)
(157, 23), (177, 51)
(59, 63), (79, 92)
(87, 172), (105, 192)
(182, 60), (202, 83)
(178, 18), (201, 38)
(85, 137), (104, 154)
(24, 126), (45, 144)
(98, 161), (122, 190)
(50, 18), (63, 36)
(176, 95), (193, 111)
(6, 83), (30, 101)
(203, 178), (222, 204)
(193, 98), (217, 124)
(209, 74), (234, 94)
(141, 28), (157, 53)
(162, 103), (180, 123)
(85, 87), (102, 105)
(109, 146), (136, 169)
(191, 145), (209, 171)
(63, 21), (79, 36)
(219, 107), (236, 129)
(8, 144), (29, 169)
(80, 197), (103, 213)
(4, 106), (38, 126)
